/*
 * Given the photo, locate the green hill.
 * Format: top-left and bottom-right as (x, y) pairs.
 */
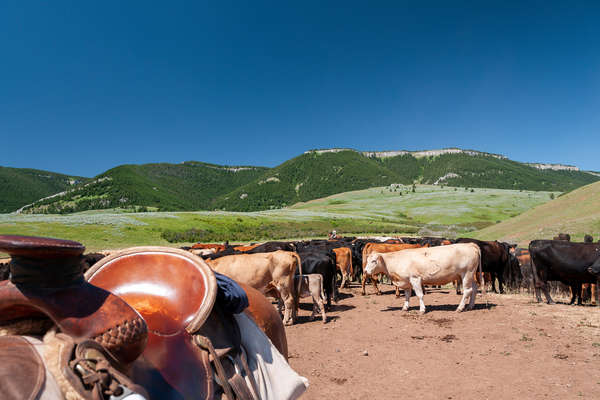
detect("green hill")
(213, 150), (402, 211)
(380, 152), (597, 191)
(20, 162), (267, 214)
(0, 167), (88, 213)
(214, 149), (598, 211)
(474, 181), (600, 245)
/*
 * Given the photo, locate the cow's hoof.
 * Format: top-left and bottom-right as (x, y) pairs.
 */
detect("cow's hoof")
(419, 310), (426, 315)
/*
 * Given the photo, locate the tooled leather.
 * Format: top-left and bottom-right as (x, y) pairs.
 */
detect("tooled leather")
(91, 317), (147, 361)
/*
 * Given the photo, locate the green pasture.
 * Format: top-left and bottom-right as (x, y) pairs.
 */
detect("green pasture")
(0, 185), (556, 254)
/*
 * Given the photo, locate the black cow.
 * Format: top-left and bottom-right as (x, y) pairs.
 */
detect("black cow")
(297, 250), (337, 307)
(456, 238), (522, 293)
(529, 240), (600, 305)
(0, 260), (9, 281)
(247, 241), (296, 253)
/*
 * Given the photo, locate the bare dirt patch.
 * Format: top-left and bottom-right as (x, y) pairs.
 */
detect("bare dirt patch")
(286, 285), (600, 400)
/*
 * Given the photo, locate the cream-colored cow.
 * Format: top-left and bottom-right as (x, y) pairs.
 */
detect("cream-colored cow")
(364, 243), (484, 313)
(207, 250), (302, 325)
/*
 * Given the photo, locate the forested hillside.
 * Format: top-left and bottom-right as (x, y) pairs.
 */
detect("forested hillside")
(19, 162), (267, 213)
(213, 150), (401, 211)
(0, 167), (87, 213)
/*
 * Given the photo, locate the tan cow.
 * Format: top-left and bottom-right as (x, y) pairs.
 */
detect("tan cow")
(294, 274), (327, 322)
(207, 250), (301, 325)
(332, 247), (353, 288)
(361, 243), (426, 295)
(364, 243), (484, 313)
(190, 248), (216, 257)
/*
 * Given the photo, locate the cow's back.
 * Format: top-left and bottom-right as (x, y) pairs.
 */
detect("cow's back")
(381, 243), (480, 280)
(208, 252), (273, 290)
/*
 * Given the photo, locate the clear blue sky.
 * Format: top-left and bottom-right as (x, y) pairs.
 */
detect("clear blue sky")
(1, 1), (599, 177)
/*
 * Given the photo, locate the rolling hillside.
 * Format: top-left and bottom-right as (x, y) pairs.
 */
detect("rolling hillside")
(213, 150), (402, 211)
(214, 149), (598, 211)
(474, 181), (600, 245)
(0, 167), (87, 213)
(380, 152), (596, 191)
(19, 162), (267, 214)
(8, 148), (600, 214)
(0, 185), (554, 252)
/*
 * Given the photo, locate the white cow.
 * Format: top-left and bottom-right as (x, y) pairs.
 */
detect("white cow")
(364, 243), (484, 313)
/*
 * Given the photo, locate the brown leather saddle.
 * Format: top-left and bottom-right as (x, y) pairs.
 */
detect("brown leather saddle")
(0, 236), (257, 400)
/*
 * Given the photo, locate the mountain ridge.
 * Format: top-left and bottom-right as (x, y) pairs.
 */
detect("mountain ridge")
(4, 148), (598, 214)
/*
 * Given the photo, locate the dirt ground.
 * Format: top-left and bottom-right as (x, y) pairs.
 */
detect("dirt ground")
(285, 284), (600, 400)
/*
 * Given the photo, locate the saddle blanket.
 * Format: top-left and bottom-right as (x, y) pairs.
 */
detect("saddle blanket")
(235, 313), (309, 400)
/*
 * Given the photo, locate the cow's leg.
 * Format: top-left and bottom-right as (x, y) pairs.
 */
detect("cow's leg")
(409, 276), (426, 314)
(569, 284), (578, 305)
(310, 293), (318, 321)
(457, 275), (473, 312)
(361, 273), (368, 295)
(312, 292), (326, 323)
(467, 279), (479, 310)
(332, 274), (339, 303)
(395, 285), (401, 298)
(340, 271), (347, 289)
(534, 286), (543, 302)
(454, 279), (462, 295)
(593, 282), (598, 306)
(498, 273), (505, 294)
(540, 283), (555, 304)
(276, 283), (295, 326)
(402, 289), (411, 311)
(372, 274), (381, 295)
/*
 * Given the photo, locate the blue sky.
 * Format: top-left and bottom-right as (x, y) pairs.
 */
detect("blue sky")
(1, 1), (599, 177)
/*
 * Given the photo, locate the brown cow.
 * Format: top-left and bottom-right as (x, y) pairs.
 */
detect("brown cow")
(361, 243), (426, 295)
(233, 243), (262, 252)
(332, 247), (353, 288)
(191, 243), (227, 252)
(207, 250), (302, 325)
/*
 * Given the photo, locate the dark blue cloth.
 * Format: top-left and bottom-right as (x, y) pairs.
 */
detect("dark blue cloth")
(214, 272), (249, 314)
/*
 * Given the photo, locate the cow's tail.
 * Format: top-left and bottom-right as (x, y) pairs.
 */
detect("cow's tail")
(477, 246), (487, 303)
(292, 252), (303, 316)
(348, 249), (354, 281)
(293, 252), (302, 277)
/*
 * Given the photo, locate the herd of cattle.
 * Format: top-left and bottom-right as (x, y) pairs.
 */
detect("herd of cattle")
(1, 234), (597, 326)
(172, 233), (600, 324)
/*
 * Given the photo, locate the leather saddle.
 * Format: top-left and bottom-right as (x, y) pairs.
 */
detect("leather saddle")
(0, 236), (257, 400)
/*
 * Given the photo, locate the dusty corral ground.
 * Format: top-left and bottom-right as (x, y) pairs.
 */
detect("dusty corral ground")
(286, 284), (600, 400)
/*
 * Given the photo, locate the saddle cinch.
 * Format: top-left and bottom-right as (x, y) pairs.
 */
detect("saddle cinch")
(0, 235), (259, 400)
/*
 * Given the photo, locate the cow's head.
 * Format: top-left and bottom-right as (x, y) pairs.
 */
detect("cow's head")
(364, 253), (385, 275)
(588, 258), (600, 277)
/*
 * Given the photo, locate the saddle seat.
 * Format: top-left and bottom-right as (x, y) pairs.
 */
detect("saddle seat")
(85, 246), (227, 399)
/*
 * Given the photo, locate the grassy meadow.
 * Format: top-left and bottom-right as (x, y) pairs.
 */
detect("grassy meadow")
(0, 185), (556, 255)
(476, 181), (600, 246)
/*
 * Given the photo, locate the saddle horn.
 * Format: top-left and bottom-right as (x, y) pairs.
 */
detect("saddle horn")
(0, 235), (148, 364)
